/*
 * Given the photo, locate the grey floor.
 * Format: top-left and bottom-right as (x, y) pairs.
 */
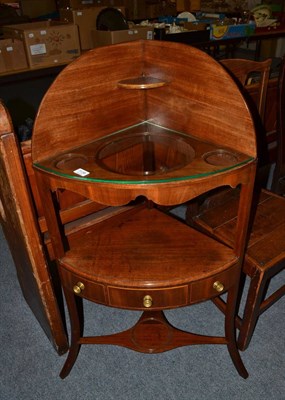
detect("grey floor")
(1, 212), (285, 400)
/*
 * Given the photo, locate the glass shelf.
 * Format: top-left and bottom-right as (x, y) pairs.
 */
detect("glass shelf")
(34, 121), (253, 184)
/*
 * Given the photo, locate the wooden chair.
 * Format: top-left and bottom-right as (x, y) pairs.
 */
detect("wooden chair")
(32, 41), (258, 378)
(0, 101), (68, 354)
(220, 58), (271, 124)
(221, 58), (272, 183)
(0, 100), (131, 354)
(186, 57), (285, 351)
(271, 55), (285, 195)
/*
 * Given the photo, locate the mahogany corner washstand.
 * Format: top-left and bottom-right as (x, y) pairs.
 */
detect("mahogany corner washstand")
(32, 40), (257, 379)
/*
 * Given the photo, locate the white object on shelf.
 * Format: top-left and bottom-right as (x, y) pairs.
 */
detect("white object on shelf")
(177, 12), (196, 22)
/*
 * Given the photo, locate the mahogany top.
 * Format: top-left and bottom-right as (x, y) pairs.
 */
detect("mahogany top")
(32, 40), (257, 165)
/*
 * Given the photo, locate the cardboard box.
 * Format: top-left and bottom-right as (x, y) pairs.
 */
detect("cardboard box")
(3, 21), (81, 68)
(210, 23), (256, 40)
(20, 0), (57, 18)
(92, 26), (153, 47)
(184, 21), (208, 31)
(0, 38), (28, 73)
(176, 0), (201, 12)
(60, 6), (125, 50)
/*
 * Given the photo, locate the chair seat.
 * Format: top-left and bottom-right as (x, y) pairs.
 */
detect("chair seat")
(187, 189), (285, 350)
(59, 205), (238, 310)
(195, 190), (285, 272)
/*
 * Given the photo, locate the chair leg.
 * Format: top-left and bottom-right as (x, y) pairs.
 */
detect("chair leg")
(60, 289), (83, 379)
(225, 284), (248, 379)
(237, 271), (266, 351)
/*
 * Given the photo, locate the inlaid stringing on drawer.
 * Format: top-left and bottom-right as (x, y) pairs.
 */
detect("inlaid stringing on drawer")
(108, 285), (189, 310)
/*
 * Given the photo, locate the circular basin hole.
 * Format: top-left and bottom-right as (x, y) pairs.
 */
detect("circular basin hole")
(203, 150), (238, 167)
(95, 132), (195, 176)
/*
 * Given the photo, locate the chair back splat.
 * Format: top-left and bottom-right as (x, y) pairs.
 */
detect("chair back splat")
(220, 58), (271, 124)
(221, 58), (272, 183)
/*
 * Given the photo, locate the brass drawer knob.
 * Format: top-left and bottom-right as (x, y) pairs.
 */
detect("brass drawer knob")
(73, 282), (85, 294)
(143, 295), (153, 308)
(213, 281), (224, 293)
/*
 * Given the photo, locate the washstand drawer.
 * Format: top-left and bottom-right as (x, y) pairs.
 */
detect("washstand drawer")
(108, 285), (189, 310)
(60, 268), (106, 304)
(190, 265), (238, 303)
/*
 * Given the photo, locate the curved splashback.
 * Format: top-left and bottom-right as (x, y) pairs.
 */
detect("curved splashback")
(32, 40), (257, 163)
